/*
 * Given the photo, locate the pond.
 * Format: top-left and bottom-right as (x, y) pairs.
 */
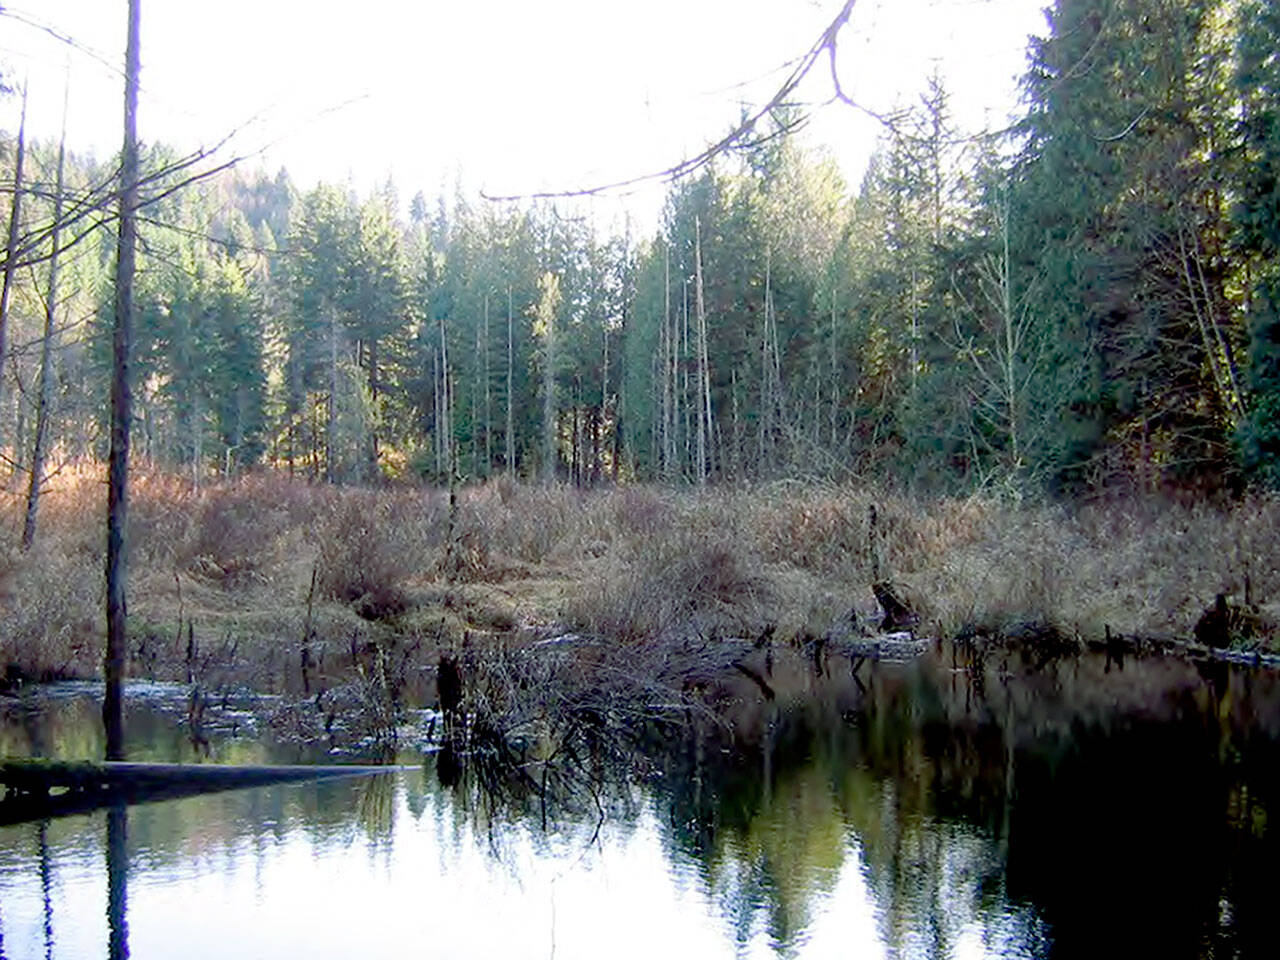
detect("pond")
(1, 643), (1277, 959)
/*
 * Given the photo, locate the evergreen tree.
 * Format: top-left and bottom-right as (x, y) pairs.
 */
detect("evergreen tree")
(1236, 0), (1280, 482)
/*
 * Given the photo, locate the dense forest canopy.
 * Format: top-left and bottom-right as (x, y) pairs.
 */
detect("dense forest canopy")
(2, 0), (1278, 497)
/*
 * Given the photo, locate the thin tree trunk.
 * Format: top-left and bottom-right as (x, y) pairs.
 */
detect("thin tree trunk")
(649, 350), (659, 475)
(682, 280), (690, 477)
(612, 372), (622, 483)
(1000, 194), (1019, 471)
(314, 398), (322, 480)
(760, 248), (771, 470)
(432, 345), (441, 477)
(731, 367), (740, 481)
(367, 337), (379, 477)
(600, 323), (609, 481)
(327, 306), (338, 482)
(471, 321), (479, 476)
(541, 288), (556, 485)
(22, 86), (67, 550)
(105, 0), (141, 762)
(506, 286), (514, 476)
(571, 377), (580, 486)
(829, 290), (838, 449)
(661, 242), (673, 481)
(191, 393), (203, 491)
(910, 264), (919, 400)
(0, 83), (29, 458)
(439, 317), (451, 477)
(483, 293), (491, 475)
(694, 217), (711, 484)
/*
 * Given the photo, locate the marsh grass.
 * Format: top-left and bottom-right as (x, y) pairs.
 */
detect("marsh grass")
(1, 469), (1277, 699)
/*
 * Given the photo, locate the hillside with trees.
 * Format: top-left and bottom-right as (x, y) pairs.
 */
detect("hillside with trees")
(1, 0), (1277, 515)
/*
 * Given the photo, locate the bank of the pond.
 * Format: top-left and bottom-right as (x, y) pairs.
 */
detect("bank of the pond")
(3, 474), (1279, 737)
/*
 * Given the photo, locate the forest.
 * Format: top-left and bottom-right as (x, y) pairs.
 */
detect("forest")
(1, 0), (1277, 509)
(4, 6), (1280, 953)
(0, 0), (1278, 715)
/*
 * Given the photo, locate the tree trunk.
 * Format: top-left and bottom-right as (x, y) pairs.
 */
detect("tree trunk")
(326, 306), (338, 482)
(539, 275), (558, 484)
(694, 217), (711, 484)
(661, 242), (673, 482)
(471, 321), (479, 477)
(105, 0), (142, 762)
(681, 281), (690, 477)
(367, 337), (380, 478)
(0, 83), (28, 459)
(829, 290), (838, 449)
(506, 286), (514, 476)
(432, 345), (442, 477)
(600, 322), (609, 481)
(439, 317), (451, 480)
(760, 249), (772, 471)
(571, 376), (580, 487)
(483, 293), (491, 476)
(191, 392), (203, 491)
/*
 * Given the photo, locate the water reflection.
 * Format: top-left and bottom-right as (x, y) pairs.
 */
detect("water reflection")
(105, 806), (127, 960)
(0, 647), (1277, 958)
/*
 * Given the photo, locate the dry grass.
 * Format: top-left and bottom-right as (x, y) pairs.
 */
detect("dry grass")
(1, 468), (1278, 696)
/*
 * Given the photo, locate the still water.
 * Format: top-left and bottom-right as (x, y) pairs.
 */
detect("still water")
(1, 645), (1277, 959)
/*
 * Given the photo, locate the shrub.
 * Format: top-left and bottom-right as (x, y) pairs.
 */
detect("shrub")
(177, 479), (292, 586)
(314, 488), (443, 605)
(570, 528), (770, 642)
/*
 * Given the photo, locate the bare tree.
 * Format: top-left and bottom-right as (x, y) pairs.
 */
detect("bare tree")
(694, 217), (712, 483)
(22, 81), (69, 550)
(537, 272), (561, 483)
(483, 292), (492, 474)
(104, 0), (141, 761)
(506, 285), (515, 476)
(0, 82), (28, 457)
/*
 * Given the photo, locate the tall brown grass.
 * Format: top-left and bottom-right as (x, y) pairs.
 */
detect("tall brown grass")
(1, 467), (1276, 689)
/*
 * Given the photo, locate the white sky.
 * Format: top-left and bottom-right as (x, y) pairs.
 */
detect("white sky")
(1, 0), (1048, 228)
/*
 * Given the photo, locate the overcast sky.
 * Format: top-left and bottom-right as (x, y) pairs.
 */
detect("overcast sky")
(2, 0), (1046, 227)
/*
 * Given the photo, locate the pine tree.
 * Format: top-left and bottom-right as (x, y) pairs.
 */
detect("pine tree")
(1236, 0), (1280, 482)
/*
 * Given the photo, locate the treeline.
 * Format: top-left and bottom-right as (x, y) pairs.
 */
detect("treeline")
(2, 0), (1278, 496)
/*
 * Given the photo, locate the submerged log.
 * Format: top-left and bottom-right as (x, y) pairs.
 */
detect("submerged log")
(0, 760), (404, 824)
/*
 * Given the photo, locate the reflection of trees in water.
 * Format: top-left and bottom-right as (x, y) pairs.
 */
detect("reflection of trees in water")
(106, 804), (128, 960)
(0, 696), (108, 761)
(647, 696), (1044, 957)
(355, 774), (398, 839)
(638, 648), (1280, 959)
(4, 647), (1278, 958)
(0, 687), (303, 765)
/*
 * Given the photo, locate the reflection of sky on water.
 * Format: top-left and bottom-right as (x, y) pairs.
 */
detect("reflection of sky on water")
(8, 646), (1274, 958)
(0, 771), (1043, 959)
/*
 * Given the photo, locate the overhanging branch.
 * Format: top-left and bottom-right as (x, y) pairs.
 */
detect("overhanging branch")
(482, 0), (896, 202)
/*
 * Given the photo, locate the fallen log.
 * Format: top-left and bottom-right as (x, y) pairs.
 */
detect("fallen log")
(0, 759), (408, 824)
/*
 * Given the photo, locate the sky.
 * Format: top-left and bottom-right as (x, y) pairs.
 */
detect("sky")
(0, 0), (1048, 229)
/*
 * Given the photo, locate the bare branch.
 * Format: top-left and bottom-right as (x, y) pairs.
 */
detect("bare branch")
(482, 0), (880, 202)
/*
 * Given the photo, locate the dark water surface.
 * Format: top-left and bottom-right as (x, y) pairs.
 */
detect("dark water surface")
(1, 645), (1276, 959)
